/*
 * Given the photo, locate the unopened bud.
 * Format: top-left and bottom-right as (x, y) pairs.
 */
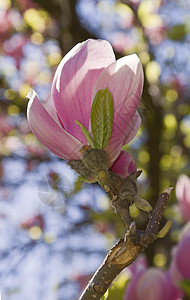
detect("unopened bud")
(82, 148), (108, 171)
(134, 195), (152, 212)
(119, 175), (138, 198)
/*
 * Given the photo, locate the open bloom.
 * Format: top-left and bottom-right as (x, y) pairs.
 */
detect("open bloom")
(27, 39), (143, 177)
(176, 174), (190, 222)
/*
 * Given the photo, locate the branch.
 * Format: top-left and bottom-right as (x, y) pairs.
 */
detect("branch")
(79, 227), (140, 300)
(79, 187), (172, 300)
(131, 187), (173, 249)
(68, 149), (172, 299)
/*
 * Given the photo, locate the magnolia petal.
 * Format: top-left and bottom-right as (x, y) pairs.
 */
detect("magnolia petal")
(169, 250), (183, 285)
(176, 235), (190, 278)
(176, 174), (190, 222)
(180, 221), (190, 240)
(166, 273), (183, 300)
(43, 97), (61, 125)
(122, 111), (141, 146)
(92, 54), (143, 163)
(110, 151), (136, 178)
(137, 269), (169, 300)
(27, 89), (83, 160)
(51, 39), (116, 144)
(176, 174), (190, 202)
(180, 201), (190, 223)
(124, 269), (145, 300)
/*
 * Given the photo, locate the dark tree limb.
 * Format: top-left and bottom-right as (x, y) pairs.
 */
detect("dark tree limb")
(68, 149), (172, 299)
(79, 228), (140, 300)
(79, 187), (172, 300)
(131, 187), (173, 249)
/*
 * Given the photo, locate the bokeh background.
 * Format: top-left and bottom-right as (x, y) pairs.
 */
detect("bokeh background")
(0, 0), (190, 299)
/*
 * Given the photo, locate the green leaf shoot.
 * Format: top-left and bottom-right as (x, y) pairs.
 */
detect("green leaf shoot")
(90, 87), (113, 149)
(75, 120), (95, 148)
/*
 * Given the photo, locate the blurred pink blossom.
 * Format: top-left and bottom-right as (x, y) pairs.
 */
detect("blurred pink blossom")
(27, 39), (143, 177)
(3, 34), (28, 69)
(111, 33), (135, 53)
(176, 174), (190, 222)
(0, 11), (12, 44)
(144, 24), (166, 45)
(125, 267), (181, 300)
(0, 114), (13, 137)
(169, 232), (190, 286)
(167, 76), (186, 95)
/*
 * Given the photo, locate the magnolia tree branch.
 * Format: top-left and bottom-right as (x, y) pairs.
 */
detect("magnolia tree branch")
(79, 233), (140, 300)
(68, 150), (172, 300)
(79, 186), (172, 300)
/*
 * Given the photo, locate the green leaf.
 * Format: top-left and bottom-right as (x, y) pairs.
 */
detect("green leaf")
(75, 120), (95, 148)
(91, 87), (113, 149)
(106, 274), (129, 300)
(100, 289), (109, 300)
(179, 279), (190, 297)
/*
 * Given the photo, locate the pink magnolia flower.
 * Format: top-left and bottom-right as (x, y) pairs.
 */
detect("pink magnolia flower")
(125, 267), (181, 300)
(169, 232), (190, 285)
(176, 174), (190, 222)
(27, 39), (143, 177)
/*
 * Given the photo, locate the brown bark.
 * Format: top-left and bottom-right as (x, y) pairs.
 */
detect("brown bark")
(79, 188), (172, 300)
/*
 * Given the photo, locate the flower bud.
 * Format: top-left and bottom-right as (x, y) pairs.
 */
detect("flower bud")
(82, 148), (108, 172)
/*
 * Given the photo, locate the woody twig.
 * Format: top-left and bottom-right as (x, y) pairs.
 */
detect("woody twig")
(67, 148), (172, 300)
